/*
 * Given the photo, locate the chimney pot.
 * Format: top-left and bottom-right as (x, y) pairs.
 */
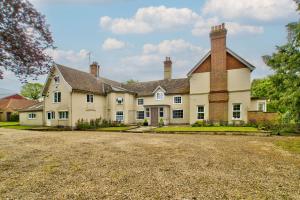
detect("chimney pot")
(90, 61), (100, 78)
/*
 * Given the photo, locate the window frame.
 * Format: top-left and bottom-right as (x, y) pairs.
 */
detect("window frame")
(53, 91), (61, 103)
(197, 105), (205, 120)
(136, 111), (145, 120)
(159, 107), (164, 118)
(87, 94), (94, 103)
(232, 103), (242, 120)
(137, 98), (144, 105)
(28, 113), (36, 120)
(258, 102), (265, 112)
(116, 97), (124, 105)
(173, 96), (182, 104)
(58, 111), (69, 120)
(47, 111), (55, 120)
(155, 91), (164, 101)
(116, 111), (124, 122)
(145, 108), (150, 118)
(172, 109), (184, 119)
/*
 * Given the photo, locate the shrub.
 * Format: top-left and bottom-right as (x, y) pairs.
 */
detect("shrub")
(75, 117), (126, 130)
(159, 118), (164, 127)
(143, 119), (148, 126)
(8, 113), (19, 122)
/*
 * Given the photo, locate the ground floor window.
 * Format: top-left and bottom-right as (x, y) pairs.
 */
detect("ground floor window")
(173, 110), (183, 119)
(258, 102), (266, 112)
(28, 113), (36, 119)
(159, 107), (164, 117)
(47, 111), (55, 120)
(116, 111), (124, 122)
(197, 106), (205, 120)
(137, 111), (145, 119)
(59, 111), (69, 120)
(145, 108), (150, 117)
(232, 103), (241, 119)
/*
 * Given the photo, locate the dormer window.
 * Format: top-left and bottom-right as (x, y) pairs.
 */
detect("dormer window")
(116, 97), (124, 105)
(87, 94), (94, 103)
(156, 91), (164, 101)
(54, 76), (60, 84)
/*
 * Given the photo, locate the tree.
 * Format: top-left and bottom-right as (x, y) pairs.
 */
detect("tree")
(125, 79), (139, 84)
(263, 1), (300, 122)
(21, 82), (43, 100)
(0, 0), (54, 81)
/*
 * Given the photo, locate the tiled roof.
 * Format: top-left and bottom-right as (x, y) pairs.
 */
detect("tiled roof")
(19, 102), (43, 112)
(0, 98), (38, 112)
(122, 78), (190, 97)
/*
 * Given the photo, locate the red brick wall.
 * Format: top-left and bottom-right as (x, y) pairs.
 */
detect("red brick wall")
(248, 111), (279, 123)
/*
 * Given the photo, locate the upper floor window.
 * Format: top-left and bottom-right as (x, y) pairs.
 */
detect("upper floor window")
(59, 111), (68, 120)
(54, 76), (60, 84)
(232, 103), (241, 120)
(87, 94), (94, 103)
(258, 102), (266, 112)
(159, 107), (164, 117)
(28, 113), (36, 119)
(173, 110), (183, 119)
(173, 96), (182, 104)
(197, 106), (205, 120)
(53, 92), (61, 103)
(116, 97), (124, 105)
(136, 111), (145, 120)
(116, 111), (124, 122)
(155, 91), (164, 101)
(137, 98), (144, 105)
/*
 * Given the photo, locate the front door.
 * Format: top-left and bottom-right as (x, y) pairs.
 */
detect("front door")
(151, 107), (158, 126)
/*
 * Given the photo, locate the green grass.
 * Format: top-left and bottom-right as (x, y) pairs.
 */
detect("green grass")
(275, 140), (300, 153)
(96, 126), (133, 131)
(3, 125), (36, 130)
(154, 126), (258, 132)
(0, 122), (19, 127)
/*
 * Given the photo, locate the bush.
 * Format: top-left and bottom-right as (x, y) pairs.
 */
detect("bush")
(76, 118), (126, 130)
(143, 119), (148, 126)
(159, 118), (164, 127)
(8, 113), (19, 122)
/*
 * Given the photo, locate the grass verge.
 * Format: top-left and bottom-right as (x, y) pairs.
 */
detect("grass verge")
(0, 122), (19, 127)
(154, 126), (258, 132)
(96, 126), (134, 131)
(275, 139), (300, 153)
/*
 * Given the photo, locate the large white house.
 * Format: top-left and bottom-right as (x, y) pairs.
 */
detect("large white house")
(20, 24), (267, 127)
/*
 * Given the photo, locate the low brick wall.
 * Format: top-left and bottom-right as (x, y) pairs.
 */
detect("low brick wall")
(248, 111), (279, 122)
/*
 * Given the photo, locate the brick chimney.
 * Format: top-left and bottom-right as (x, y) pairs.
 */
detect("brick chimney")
(209, 23), (229, 122)
(164, 57), (172, 80)
(90, 61), (100, 78)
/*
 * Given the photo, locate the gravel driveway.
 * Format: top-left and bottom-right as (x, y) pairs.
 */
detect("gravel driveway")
(0, 128), (299, 199)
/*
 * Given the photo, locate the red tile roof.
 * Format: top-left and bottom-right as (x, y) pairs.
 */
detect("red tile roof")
(0, 98), (38, 112)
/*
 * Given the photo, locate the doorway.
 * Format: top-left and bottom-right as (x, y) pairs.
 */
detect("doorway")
(150, 107), (158, 126)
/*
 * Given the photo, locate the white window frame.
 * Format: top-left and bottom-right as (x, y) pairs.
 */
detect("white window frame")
(116, 111), (124, 122)
(47, 111), (55, 120)
(172, 109), (184, 119)
(54, 75), (60, 84)
(87, 94), (94, 103)
(58, 111), (68, 120)
(159, 107), (164, 118)
(155, 91), (164, 101)
(136, 111), (145, 120)
(257, 102), (266, 112)
(173, 96), (182, 104)
(53, 91), (61, 103)
(28, 113), (36, 120)
(232, 103), (242, 120)
(145, 108), (150, 118)
(137, 98), (144, 105)
(197, 105), (205, 120)
(116, 97), (124, 105)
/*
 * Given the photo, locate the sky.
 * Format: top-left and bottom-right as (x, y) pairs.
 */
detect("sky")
(0, 0), (298, 92)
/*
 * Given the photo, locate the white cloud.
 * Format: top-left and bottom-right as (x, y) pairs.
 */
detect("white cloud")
(46, 49), (89, 64)
(143, 39), (204, 55)
(102, 38), (125, 50)
(100, 6), (200, 34)
(100, 5), (265, 36)
(30, 0), (127, 5)
(202, 0), (297, 21)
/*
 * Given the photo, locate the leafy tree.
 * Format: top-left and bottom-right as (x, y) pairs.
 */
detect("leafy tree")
(21, 82), (43, 100)
(0, 0), (54, 81)
(263, 1), (300, 122)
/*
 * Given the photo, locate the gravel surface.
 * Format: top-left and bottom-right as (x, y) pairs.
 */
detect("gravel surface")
(0, 128), (299, 199)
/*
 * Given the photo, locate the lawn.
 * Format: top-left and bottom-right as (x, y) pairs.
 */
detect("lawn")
(0, 122), (19, 127)
(0, 128), (299, 199)
(96, 126), (134, 131)
(275, 139), (300, 153)
(155, 126), (258, 132)
(0, 122), (37, 130)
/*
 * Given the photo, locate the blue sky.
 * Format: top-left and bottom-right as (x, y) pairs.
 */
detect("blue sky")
(0, 0), (298, 91)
